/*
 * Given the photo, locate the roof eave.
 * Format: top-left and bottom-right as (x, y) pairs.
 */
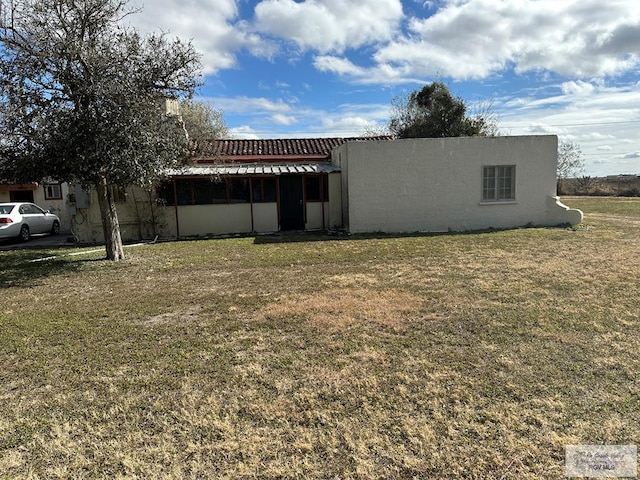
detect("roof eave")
(194, 155), (330, 164)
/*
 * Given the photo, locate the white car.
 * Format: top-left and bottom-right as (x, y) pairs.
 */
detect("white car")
(0, 202), (61, 242)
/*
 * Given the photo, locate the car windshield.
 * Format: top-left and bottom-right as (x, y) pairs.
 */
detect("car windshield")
(0, 205), (15, 215)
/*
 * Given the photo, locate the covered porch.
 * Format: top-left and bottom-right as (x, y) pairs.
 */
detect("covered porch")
(161, 163), (342, 237)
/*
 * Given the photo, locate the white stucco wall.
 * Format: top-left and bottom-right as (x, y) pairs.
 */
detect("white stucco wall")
(70, 185), (174, 243)
(253, 203), (279, 232)
(334, 135), (582, 234)
(305, 202), (328, 230)
(327, 172), (342, 230)
(178, 204), (252, 236)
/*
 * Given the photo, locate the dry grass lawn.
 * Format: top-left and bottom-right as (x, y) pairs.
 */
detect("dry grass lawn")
(0, 196), (638, 479)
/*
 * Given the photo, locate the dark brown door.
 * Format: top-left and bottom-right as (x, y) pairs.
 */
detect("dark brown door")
(279, 175), (304, 230)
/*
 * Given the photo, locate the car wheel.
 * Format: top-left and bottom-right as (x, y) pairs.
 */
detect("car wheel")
(19, 224), (30, 242)
(51, 220), (60, 235)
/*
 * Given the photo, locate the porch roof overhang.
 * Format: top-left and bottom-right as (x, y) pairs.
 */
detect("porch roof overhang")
(167, 162), (340, 177)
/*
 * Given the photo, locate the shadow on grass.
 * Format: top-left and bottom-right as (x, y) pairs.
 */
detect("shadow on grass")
(0, 247), (105, 288)
(251, 226), (539, 245)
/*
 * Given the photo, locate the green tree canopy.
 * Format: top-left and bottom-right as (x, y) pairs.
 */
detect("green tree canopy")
(388, 82), (498, 139)
(179, 99), (229, 157)
(0, 0), (202, 260)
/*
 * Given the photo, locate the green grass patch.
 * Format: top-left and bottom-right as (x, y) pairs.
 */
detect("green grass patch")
(564, 195), (640, 217)
(1, 196), (639, 478)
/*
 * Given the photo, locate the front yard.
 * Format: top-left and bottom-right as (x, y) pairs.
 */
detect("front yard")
(1, 196), (638, 479)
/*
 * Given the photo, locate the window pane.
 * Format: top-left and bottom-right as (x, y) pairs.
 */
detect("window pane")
(176, 180), (193, 205)
(498, 166), (515, 200)
(191, 180), (226, 204)
(252, 179), (263, 203)
(44, 183), (62, 200)
(305, 176), (322, 201)
(229, 178), (249, 203)
(111, 187), (127, 203)
(482, 167), (496, 201)
(263, 178), (276, 202)
(251, 178), (277, 203)
(23, 204), (42, 214)
(211, 181), (227, 203)
(157, 181), (175, 206)
(194, 181), (214, 204)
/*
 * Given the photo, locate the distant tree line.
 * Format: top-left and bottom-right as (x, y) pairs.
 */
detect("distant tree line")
(559, 175), (640, 196)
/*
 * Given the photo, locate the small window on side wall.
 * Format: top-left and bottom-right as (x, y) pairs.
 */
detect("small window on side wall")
(482, 166), (515, 202)
(44, 183), (62, 200)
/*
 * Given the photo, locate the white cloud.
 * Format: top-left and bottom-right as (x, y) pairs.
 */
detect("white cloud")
(314, 56), (367, 77)
(495, 81), (640, 175)
(252, 0), (404, 53)
(522, 123), (568, 135)
(319, 0), (640, 83)
(209, 96), (293, 115)
(127, 0), (268, 74)
(583, 132), (616, 141)
(272, 114), (298, 126)
(322, 115), (382, 134)
(127, 0), (640, 85)
(309, 101), (393, 136)
(561, 81), (596, 96)
(229, 125), (260, 139)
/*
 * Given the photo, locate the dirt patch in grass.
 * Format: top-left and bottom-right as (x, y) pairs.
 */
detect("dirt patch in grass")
(143, 305), (204, 325)
(257, 287), (428, 331)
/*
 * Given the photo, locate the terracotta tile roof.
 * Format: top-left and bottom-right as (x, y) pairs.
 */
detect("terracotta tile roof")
(196, 136), (392, 162)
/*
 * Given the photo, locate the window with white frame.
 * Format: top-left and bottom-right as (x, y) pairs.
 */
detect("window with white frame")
(44, 183), (62, 200)
(482, 166), (515, 202)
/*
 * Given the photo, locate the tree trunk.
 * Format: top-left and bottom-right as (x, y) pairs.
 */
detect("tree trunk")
(95, 176), (125, 261)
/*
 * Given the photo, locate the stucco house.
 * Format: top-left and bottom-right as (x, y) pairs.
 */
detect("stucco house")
(1, 134), (583, 243)
(334, 135), (583, 233)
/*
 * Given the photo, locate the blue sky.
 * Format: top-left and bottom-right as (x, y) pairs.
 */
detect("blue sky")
(129, 0), (640, 176)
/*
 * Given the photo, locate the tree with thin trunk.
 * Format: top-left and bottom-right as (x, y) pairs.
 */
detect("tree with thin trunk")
(557, 141), (585, 194)
(0, 0), (201, 260)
